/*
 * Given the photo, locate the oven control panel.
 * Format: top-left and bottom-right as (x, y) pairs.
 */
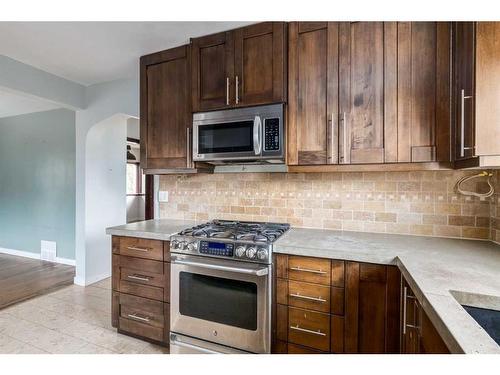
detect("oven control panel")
(199, 241), (234, 257)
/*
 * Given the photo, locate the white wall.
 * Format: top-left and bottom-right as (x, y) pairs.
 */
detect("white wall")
(75, 78), (139, 285)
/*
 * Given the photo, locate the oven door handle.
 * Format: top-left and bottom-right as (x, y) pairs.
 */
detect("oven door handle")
(172, 258), (269, 276)
(253, 115), (262, 155)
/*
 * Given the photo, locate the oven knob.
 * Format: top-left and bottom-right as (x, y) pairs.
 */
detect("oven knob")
(246, 247), (257, 259)
(178, 241), (187, 250)
(235, 246), (246, 257)
(257, 249), (268, 260)
(187, 242), (198, 251)
(170, 240), (179, 249)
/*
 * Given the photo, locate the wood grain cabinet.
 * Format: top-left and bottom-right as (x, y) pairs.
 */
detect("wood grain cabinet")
(191, 22), (287, 112)
(140, 45), (195, 172)
(273, 254), (401, 354)
(288, 21), (452, 168)
(453, 22), (500, 168)
(401, 278), (450, 353)
(111, 236), (170, 346)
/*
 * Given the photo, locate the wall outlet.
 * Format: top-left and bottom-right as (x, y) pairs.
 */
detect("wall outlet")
(41, 240), (57, 262)
(158, 191), (169, 203)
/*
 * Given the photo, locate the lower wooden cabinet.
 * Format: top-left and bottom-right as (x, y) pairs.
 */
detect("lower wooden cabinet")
(401, 278), (450, 354)
(111, 236), (170, 346)
(273, 254), (401, 354)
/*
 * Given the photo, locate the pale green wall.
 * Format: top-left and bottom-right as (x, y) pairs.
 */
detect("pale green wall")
(0, 109), (76, 260)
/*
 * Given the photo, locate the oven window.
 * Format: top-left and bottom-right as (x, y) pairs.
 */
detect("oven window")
(179, 272), (258, 330)
(198, 121), (254, 154)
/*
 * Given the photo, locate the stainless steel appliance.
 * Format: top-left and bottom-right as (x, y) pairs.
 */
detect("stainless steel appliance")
(192, 104), (284, 164)
(169, 220), (290, 354)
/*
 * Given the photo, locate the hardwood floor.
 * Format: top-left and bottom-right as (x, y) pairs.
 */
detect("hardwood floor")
(0, 254), (75, 310)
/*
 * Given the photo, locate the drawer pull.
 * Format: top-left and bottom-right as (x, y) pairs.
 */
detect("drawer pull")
(289, 293), (327, 303)
(127, 246), (150, 252)
(127, 274), (151, 282)
(127, 313), (151, 323)
(290, 325), (326, 337)
(290, 266), (327, 275)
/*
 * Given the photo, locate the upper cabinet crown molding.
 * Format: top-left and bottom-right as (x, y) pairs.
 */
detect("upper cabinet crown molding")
(287, 21), (452, 168)
(191, 22), (287, 112)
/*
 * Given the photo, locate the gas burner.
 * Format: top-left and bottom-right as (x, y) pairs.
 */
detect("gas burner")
(178, 220), (290, 243)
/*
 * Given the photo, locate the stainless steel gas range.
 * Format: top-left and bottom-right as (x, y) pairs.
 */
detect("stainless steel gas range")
(169, 220), (290, 354)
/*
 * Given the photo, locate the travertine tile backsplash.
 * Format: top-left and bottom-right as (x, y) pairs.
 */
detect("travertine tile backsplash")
(160, 170), (499, 241)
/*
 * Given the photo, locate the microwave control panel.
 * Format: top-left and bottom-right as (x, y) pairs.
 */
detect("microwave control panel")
(264, 118), (280, 151)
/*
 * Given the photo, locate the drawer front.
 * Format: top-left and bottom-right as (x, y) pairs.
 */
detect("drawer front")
(288, 342), (325, 354)
(113, 236), (164, 261)
(118, 293), (167, 343)
(288, 306), (330, 352)
(288, 280), (331, 313)
(114, 256), (170, 302)
(288, 256), (331, 285)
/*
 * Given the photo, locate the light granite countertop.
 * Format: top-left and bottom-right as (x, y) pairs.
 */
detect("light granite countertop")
(105, 220), (500, 354)
(105, 219), (198, 240)
(275, 228), (500, 354)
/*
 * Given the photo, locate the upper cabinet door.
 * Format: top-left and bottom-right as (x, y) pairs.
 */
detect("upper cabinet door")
(140, 46), (191, 169)
(453, 22), (475, 161)
(233, 22), (287, 107)
(338, 22), (386, 164)
(191, 32), (234, 112)
(395, 22), (451, 163)
(287, 22), (339, 165)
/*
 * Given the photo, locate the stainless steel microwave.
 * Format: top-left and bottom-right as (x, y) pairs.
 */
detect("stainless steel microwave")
(192, 104), (284, 164)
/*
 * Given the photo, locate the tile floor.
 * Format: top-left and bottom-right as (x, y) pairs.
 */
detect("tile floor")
(0, 278), (168, 354)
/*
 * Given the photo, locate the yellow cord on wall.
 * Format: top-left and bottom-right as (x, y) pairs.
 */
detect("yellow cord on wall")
(455, 171), (495, 198)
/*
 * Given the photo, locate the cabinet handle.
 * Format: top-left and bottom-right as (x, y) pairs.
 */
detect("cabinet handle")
(226, 77), (230, 106)
(340, 112), (347, 163)
(290, 266), (327, 275)
(127, 274), (151, 282)
(290, 325), (326, 337)
(126, 246), (150, 253)
(460, 89), (473, 158)
(289, 293), (327, 303)
(127, 313), (151, 323)
(403, 286), (407, 335)
(235, 75), (240, 104)
(328, 113), (335, 163)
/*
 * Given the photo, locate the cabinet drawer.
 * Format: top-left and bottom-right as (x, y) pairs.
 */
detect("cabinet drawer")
(288, 280), (331, 313)
(288, 306), (330, 352)
(288, 256), (331, 285)
(113, 236), (164, 261)
(118, 293), (168, 343)
(288, 342), (325, 354)
(113, 255), (170, 302)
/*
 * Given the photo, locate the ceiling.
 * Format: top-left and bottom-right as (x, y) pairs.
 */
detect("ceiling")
(0, 89), (59, 118)
(0, 22), (252, 85)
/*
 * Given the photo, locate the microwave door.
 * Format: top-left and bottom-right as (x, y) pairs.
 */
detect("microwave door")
(252, 115), (262, 156)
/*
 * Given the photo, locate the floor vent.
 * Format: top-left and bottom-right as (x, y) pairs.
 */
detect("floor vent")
(40, 240), (57, 262)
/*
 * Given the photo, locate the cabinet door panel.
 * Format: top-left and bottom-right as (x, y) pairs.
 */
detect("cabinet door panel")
(339, 22), (385, 164)
(191, 32), (234, 111)
(234, 22), (286, 107)
(142, 46), (190, 169)
(288, 22), (339, 165)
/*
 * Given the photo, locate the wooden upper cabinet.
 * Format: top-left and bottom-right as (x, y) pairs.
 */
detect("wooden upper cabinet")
(339, 22), (386, 164)
(288, 22), (338, 165)
(140, 45), (192, 170)
(453, 22), (476, 161)
(453, 22), (500, 168)
(288, 21), (452, 167)
(191, 22), (286, 112)
(191, 31), (234, 112)
(234, 22), (287, 107)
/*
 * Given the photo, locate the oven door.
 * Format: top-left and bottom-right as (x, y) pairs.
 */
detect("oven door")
(170, 254), (271, 353)
(193, 116), (262, 161)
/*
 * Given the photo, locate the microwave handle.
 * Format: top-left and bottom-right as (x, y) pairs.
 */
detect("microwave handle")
(253, 116), (262, 155)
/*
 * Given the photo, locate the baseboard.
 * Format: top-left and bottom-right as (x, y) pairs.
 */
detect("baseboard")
(0, 247), (75, 266)
(74, 272), (110, 287)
